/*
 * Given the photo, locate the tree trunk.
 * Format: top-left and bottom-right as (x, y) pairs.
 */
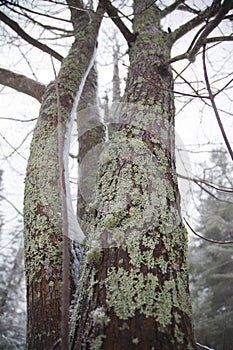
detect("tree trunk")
(71, 1), (196, 349)
(23, 3), (104, 348)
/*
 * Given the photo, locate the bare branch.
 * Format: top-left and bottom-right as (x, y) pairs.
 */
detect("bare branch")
(4, 1), (71, 23)
(177, 173), (233, 194)
(172, 1), (223, 44)
(0, 194), (23, 217)
(6, 4), (73, 34)
(0, 68), (46, 102)
(206, 35), (233, 44)
(0, 11), (64, 62)
(176, 3), (201, 15)
(188, 0), (233, 62)
(0, 131), (28, 161)
(184, 218), (233, 244)
(100, 0), (136, 46)
(160, 0), (184, 18)
(202, 45), (233, 161)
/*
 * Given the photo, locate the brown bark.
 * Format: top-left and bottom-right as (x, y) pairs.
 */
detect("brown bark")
(23, 3), (104, 349)
(0, 68), (45, 102)
(71, 1), (196, 349)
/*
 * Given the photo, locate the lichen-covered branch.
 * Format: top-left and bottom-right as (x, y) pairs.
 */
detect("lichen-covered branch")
(0, 68), (46, 102)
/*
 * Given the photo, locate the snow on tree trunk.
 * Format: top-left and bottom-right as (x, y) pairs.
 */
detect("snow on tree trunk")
(71, 1), (196, 349)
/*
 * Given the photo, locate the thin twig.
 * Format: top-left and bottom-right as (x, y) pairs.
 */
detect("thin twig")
(0, 194), (23, 216)
(202, 44), (233, 161)
(184, 218), (233, 244)
(122, 62), (210, 99)
(0, 11), (63, 61)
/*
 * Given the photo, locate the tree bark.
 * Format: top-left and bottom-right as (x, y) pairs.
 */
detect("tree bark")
(23, 3), (104, 349)
(71, 1), (196, 349)
(0, 68), (45, 102)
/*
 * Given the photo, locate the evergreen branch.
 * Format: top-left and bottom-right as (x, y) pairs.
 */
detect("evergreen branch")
(184, 218), (233, 245)
(202, 44), (233, 161)
(100, 0), (137, 46)
(0, 67), (46, 102)
(0, 11), (64, 61)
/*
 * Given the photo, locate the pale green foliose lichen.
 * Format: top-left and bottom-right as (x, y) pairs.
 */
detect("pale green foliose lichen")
(90, 335), (106, 350)
(92, 307), (110, 327)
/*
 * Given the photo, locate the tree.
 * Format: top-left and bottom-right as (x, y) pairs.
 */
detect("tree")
(0, 1), (232, 349)
(189, 149), (233, 349)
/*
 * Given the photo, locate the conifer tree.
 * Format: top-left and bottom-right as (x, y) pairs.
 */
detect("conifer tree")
(189, 150), (233, 349)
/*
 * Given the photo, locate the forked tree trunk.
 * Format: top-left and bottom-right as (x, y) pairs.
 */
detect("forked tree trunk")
(23, 3), (104, 348)
(71, 1), (196, 349)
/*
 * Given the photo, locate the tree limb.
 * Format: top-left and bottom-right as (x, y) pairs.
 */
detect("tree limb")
(188, 0), (233, 62)
(206, 35), (233, 44)
(0, 68), (46, 102)
(0, 11), (64, 61)
(202, 45), (233, 161)
(160, 0), (184, 18)
(100, 0), (136, 46)
(172, 1), (222, 44)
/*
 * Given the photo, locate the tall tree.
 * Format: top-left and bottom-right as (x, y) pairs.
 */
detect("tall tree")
(23, 2), (105, 349)
(189, 149), (233, 350)
(0, 1), (232, 349)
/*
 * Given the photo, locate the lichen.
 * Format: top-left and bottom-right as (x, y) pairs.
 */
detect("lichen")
(86, 247), (102, 265)
(90, 335), (106, 350)
(92, 307), (110, 327)
(132, 337), (139, 345)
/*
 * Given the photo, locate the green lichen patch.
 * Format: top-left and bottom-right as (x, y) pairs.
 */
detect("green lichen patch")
(92, 307), (110, 327)
(90, 334), (106, 350)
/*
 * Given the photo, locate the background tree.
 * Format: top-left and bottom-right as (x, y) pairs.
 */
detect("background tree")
(189, 149), (233, 350)
(0, 1), (232, 349)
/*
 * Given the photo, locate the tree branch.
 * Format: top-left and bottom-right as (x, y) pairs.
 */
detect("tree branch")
(184, 218), (233, 244)
(172, 1), (222, 44)
(206, 35), (233, 44)
(202, 45), (233, 161)
(0, 68), (46, 102)
(0, 194), (23, 217)
(0, 11), (64, 62)
(100, 0), (136, 46)
(188, 0), (233, 62)
(160, 0), (184, 18)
